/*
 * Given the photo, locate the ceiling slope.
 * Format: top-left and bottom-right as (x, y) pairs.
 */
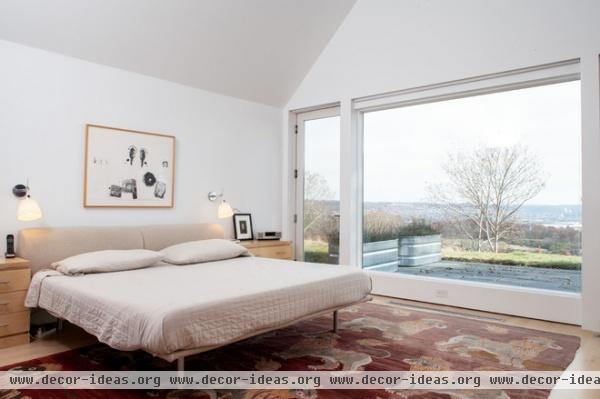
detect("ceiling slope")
(0, 0), (355, 106)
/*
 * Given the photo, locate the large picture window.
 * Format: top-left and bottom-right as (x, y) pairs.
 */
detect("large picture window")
(362, 80), (582, 292)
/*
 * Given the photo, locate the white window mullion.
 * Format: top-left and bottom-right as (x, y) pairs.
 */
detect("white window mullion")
(580, 54), (600, 332)
(354, 59), (580, 112)
(338, 99), (362, 267)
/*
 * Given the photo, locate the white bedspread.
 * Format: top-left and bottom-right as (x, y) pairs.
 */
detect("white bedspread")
(26, 257), (371, 357)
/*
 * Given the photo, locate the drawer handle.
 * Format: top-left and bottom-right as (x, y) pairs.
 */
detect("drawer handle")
(0, 301), (8, 306)
(0, 322), (8, 328)
(0, 281), (9, 284)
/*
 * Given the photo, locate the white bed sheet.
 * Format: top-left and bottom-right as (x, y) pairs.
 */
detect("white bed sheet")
(26, 257), (371, 357)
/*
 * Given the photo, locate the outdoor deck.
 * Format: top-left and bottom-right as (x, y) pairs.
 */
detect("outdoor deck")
(395, 261), (581, 292)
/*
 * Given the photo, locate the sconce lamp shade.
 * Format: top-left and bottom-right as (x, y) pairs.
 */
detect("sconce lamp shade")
(17, 197), (43, 221)
(217, 200), (234, 219)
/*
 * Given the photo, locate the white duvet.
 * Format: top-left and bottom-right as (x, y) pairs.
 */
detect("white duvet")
(26, 257), (371, 359)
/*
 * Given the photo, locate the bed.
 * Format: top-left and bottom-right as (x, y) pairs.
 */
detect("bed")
(18, 224), (372, 370)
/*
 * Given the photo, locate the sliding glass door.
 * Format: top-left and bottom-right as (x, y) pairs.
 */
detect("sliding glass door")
(295, 107), (341, 264)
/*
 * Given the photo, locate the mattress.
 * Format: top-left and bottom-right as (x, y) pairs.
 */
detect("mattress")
(26, 257), (371, 357)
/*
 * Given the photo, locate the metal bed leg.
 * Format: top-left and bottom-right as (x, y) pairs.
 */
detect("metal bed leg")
(57, 319), (64, 334)
(332, 310), (338, 333)
(177, 357), (185, 372)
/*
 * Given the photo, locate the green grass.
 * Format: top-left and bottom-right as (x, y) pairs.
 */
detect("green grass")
(442, 248), (581, 270)
(304, 241), (334, 264)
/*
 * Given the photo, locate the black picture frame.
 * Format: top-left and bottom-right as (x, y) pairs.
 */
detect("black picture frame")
(233, 213), (254, 240)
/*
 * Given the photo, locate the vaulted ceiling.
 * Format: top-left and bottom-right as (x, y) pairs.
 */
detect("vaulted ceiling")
(0, 0), (356, 106)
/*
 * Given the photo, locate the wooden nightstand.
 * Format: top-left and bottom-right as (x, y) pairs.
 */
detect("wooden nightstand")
(241, 240), (294, 260)
(0, 257), (31, 348)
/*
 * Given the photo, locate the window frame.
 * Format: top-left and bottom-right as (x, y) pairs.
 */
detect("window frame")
(352, 59), (583, 324)
(293, 106), (341, 262)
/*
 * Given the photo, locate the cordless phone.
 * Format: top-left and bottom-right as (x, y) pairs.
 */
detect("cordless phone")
(5, 234), (15, 258)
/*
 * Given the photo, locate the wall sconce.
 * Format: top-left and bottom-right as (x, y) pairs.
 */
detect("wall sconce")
(207, 190), (235, 219)
(13, 183), (43, 221)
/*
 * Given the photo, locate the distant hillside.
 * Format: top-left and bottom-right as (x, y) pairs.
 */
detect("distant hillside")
(516, 204), (581, 226)
(317, 200), (581, 227)
(363, 202), (581, 227)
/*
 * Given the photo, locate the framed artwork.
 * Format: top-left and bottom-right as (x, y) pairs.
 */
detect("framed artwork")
(233, 213), (254, 240)
(84, 124), (175, 208)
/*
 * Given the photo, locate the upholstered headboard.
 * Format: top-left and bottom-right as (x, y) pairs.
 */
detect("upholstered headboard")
(17, 223), (225, 273)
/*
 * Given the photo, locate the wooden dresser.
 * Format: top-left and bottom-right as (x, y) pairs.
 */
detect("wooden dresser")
(0, 258), (31, 349)
(241, 240), (294, 260)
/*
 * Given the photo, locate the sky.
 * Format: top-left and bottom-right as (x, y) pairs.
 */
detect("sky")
(304, 80), (582, 205)
(304, 116), (341, 200)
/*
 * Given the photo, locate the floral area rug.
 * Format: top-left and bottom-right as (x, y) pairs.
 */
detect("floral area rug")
(1, 302), (580, 399)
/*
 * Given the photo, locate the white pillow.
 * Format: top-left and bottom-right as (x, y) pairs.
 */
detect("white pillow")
(161, 239), (250, 265)
(51, 249), (164, 275)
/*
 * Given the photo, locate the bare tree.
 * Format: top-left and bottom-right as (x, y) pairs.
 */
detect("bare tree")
(428, 150), (492, 251)
(303, 171), (335, 238)
(428, 145), (545, 252)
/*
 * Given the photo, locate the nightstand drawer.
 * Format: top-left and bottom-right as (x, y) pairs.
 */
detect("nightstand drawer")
(250, 245), (293, 260)
(0, 311), (30, 337)
(0, 269), (31, 293)
(0, 291), (27, 314)
(0, 333), (29, 349)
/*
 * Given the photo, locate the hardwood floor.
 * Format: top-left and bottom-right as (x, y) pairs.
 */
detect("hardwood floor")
(0, 323), (96, 368)
(0, 296), (598, 398)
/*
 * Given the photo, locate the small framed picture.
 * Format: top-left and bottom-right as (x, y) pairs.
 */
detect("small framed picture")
(233, 213), (254, 240)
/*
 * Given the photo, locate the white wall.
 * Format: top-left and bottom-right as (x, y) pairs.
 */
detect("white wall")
(286, 0), (600, 108)
(0, 39), (282, 249)
(283, 0), (600, 330)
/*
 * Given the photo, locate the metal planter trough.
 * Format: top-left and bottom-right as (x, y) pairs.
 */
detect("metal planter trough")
(398, 234), (442, 266)
(362, 240), (399, 272)
(329, 239), (399, 272)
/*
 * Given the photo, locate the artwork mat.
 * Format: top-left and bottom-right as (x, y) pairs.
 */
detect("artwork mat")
(233, 213), (254, 240)
(84, 124), (176, 208)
